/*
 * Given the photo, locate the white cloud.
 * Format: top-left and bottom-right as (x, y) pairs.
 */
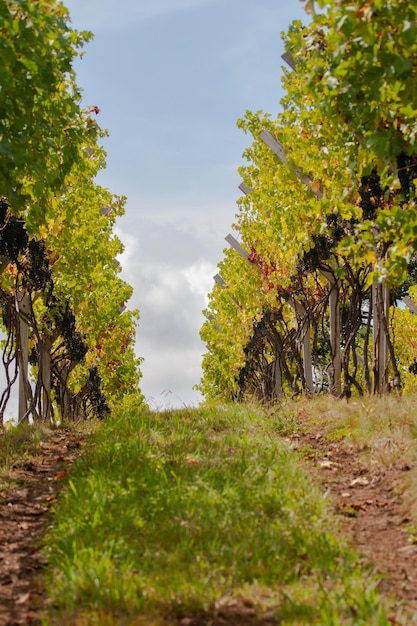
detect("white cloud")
(182, 260), (215, 305)
(135, 262), (208, 408)
(113, 219), (216, 407)
(142, 345), (204, 410)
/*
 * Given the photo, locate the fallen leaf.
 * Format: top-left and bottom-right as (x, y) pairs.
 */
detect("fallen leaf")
(398, 544), (417, 555)
(30, 505), (49, 516)
(350, 477), (369, 487)
(16, 592), (30, 605)
(53, 470), (67, 480)
(318, 460), (334, 469)
(351, 502), (367, 511)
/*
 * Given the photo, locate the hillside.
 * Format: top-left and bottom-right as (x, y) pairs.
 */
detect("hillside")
(0, 397), (417, 624)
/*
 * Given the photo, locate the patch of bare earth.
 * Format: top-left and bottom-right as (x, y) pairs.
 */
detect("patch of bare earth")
(0, 429), (85, 626)
(288, 430), (417, 624)
(175, 598), (278, 626)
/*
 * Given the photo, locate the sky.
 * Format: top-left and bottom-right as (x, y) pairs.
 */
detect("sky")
(63, 0), (308, 410)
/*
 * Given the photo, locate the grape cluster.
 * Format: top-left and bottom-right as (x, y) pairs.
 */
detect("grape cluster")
(55, 303), (88, 363)
(409, 358), (417, 375)
(397, 152), (417, 201)
(298, 234), (333, 273)
(0, 216), (29, 263)
(358, 169), (384, 220)
(277, 284), (293, 301)
(25, 238), (53, 291)
(298, 212), (353, 274)
(0, 198), (9, 226)
(86, 365), (110, 419)
(1, 302), (11, 330)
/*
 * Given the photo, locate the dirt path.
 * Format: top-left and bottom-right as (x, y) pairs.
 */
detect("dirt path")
(0, 429), (85, 626)
(0, 425), (417, 625)
(288, 430), (417, 623)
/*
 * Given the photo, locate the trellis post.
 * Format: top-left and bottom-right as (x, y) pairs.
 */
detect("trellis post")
(238, 182), (253, 195)
(259, 129), (323, 199)
(372, 283), (390, 393)
(16, 292), (31, 423)
(290, 298), (314, 393)
(225, 233), (250, 262)
(402, 295), (417, 315)
(320, 270), (341, 395)
(273, 357), (283, 400)
(40, 335), (53, 422)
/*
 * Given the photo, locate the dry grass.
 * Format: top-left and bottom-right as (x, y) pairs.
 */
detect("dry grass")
(276, 392), (417, 536)
(278, 393), (417, 462)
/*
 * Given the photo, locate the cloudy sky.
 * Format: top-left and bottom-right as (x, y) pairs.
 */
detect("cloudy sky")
(64, 0), (307, 409)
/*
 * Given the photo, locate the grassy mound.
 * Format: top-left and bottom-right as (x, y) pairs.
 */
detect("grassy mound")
(44, 402), (389, 624)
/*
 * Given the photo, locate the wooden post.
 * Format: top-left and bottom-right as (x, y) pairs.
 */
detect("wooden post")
(402, 295), (417, 315)
(281, 51), (296, 70)
(329, 283), (342, 395)
(381, 284), (390, 391)
(291, 299), (314, 393)
(320, 270), (341, 396)
(238, 182), (253, 195)
(259, 129), (323, 199)
(40, 336), (52, 423)
(372, 284), (380, 393)
(225, 233), (250, 262)
(373, 283), (390, 393)
(274, 357), (283, 399)
(213, 273), (240, 306)
(214, 274), (227, 288)
(16, 292), (31, 423)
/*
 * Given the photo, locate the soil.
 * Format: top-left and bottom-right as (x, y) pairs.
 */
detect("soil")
(0, 426), (416, 625)
(287, 429), (417, 625)
(0, 429), (85, 626)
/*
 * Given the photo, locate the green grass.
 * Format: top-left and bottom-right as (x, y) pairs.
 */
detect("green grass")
(0, 421), (52, 494)
(43, 402), (391, 625)
(275, 393), (417, 554)
(0, 421), (49, 466)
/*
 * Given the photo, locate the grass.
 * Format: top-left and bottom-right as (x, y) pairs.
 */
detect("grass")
(0, 418), (96, 495)
(276, 393), (417, 455)
(43, 402), (392, 625)
(0, 421), (52, 492)
(276, 393), (417, 544)
(0, 421), (49, 466)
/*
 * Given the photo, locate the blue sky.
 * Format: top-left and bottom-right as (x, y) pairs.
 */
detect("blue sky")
(64, 0), (307, 409)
